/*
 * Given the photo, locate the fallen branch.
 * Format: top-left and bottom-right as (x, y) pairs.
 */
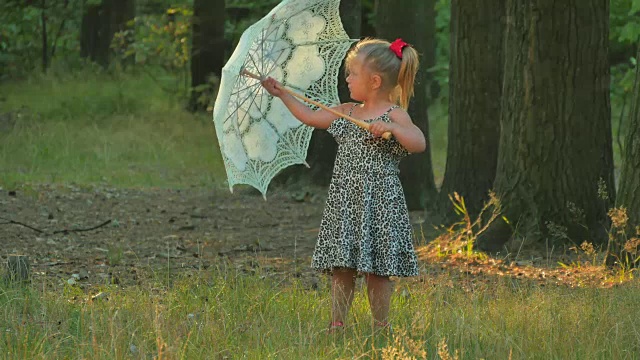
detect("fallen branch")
(0, 216), (45, 233)
(0, 216), (111, 235)
(53, 220), (112, 234)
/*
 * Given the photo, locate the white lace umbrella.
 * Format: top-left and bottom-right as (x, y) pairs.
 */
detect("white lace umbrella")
(213, 0), (357, 198)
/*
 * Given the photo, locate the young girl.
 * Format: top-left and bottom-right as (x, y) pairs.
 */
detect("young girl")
(261, 38), (425, 331)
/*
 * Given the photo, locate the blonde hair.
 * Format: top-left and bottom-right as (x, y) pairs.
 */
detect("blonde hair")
(345, 38), (419, 109)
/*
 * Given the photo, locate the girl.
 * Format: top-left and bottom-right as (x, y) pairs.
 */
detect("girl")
(261, 38), (425, 332)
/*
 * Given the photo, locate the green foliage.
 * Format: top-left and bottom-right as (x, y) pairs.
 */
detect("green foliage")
(112, 6), (193, 97)
(611, 0), (640, 45)
(430, 0), (451, 108)
(225, 0), (281, 47)
(0, 0), (83, 79)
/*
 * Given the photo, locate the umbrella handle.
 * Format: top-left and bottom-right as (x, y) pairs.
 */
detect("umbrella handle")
(243, 70), (392, 140)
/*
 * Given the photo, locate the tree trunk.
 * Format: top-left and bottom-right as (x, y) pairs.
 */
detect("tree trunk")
(375, 0), (438, 211)
(617, 47), (640, 229)
(80, 0), (135, 67)
(188, 0), (225, 112)
(40, 0), (49, 71)
(483, 0), (614, 251)
(438, 0), (505, 219)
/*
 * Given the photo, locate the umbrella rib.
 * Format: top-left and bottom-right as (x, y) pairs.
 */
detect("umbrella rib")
(263, 44), (293, 77)
(230, 81), (261, 97)
(260, 23), (278, 76)
(254, 22), (283, 77)
(239, 88), (265, 133)
(223, 83), (264, 128)
(292, 39), (355, 47)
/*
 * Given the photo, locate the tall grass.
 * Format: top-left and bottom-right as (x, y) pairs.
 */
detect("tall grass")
(1, 263), (639, 359)
(0, 70), (224, 188)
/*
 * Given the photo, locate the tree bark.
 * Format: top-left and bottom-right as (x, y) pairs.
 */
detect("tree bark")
(483, 0), (615, 251)
(375, 0), (438, 211)
(80, 0), (135, 67)
(188, 0), (225, 112)
(40, 0), (49, 71)
(617, 47), (640, 229)
(438, 0), (505, 219)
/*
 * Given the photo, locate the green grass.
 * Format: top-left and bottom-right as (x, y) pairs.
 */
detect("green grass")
(0, 70), (224, 189)
(1, 264), (639, 359)
(0, 70), (450, 190)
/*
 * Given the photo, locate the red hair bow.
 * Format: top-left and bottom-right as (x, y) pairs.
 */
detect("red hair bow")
(389, 38), (409, 59)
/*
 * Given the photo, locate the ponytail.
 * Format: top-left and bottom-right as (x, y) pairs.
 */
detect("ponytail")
(396, 46), (419, 110)
(346, 37), (420, 110)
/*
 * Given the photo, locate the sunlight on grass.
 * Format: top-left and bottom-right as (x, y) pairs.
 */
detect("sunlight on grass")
(0, 71), (225, 188)
(1, 263), (639, 359)
(427, 101), (448, 188)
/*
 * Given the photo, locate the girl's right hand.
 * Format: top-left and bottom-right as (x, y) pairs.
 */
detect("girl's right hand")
(261, 77), (285, 98)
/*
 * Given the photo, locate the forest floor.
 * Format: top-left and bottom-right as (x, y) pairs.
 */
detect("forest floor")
(0, 184), (634, 291)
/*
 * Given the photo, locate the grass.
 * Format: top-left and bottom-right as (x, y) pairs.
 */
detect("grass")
(0, 70), (449, 190)
(1, 263), (639, 359)
(0, 70), (224, 189)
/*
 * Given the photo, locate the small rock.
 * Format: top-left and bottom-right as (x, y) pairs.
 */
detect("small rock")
(78, 269), (89, 279)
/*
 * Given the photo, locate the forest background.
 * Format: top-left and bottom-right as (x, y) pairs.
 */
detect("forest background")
(2, 1), (640, 358)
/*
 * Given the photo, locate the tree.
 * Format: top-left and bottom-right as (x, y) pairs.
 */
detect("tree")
(188, 0), (225, 112)
(481, 1), (615, 251)
(80, 0), (135, 67)
(438, 0), (505, 219)
(617, 48), (640, 230)
(375, 0), (438, 211)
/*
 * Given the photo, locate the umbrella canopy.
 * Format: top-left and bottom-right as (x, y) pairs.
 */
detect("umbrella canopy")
(213, 0), (355, 197)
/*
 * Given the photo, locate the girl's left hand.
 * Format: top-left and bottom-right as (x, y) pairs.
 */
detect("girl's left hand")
(369, 121), (395, 138)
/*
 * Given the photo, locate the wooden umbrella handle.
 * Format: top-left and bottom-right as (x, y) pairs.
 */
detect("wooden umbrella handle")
(242, 69), (392, 140)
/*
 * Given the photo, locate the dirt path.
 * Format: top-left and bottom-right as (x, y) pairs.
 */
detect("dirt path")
(1, 184), (428, 289)
(3, 184), (630, 291)
(0, 184), (315, 285)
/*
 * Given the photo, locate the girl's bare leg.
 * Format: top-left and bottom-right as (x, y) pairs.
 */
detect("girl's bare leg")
(365, 273), (394, 326)
(331, 268), (357, 325)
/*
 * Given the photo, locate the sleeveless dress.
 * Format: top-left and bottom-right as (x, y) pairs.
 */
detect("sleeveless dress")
(311, 104), (419, 277)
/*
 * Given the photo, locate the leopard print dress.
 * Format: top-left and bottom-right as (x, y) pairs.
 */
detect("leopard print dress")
(311, 104), (419, 277)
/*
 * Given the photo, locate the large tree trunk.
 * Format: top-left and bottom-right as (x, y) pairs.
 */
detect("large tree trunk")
(80, 0), (135, 67)
(438, 0), (505, 219)
(188, 0), (225, 112)
(375, 0), (438, 211)
(481, 0), (614, 251)
(617, 47), (640, 230)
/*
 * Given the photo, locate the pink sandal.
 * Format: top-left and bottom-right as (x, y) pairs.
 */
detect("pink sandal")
(327, 321), (344, 333)
(374, 320), (393, 335)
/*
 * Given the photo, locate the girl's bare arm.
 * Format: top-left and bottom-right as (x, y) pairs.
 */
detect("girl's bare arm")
(369, 108), (426, 153)
(261, 77), (346, 129)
